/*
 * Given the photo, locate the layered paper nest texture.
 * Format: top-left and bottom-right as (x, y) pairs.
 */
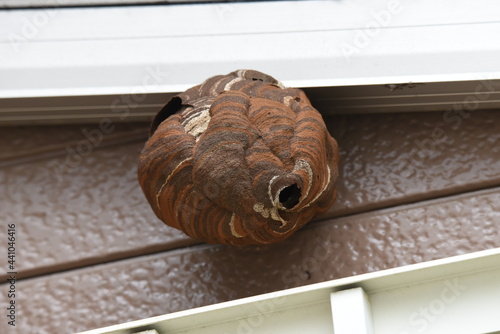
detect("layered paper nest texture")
(138, 70), (339, 246)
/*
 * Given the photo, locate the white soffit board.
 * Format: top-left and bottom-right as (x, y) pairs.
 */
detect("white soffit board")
(77, 248), (500, 334)
(1, 0), (500, 124)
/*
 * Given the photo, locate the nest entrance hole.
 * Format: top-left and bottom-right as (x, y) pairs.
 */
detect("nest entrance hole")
(279, 184), (301, 209)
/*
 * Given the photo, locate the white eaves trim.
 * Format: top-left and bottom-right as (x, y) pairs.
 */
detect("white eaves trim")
(1, 0), (500, 123)
(78, 247), (500, 334)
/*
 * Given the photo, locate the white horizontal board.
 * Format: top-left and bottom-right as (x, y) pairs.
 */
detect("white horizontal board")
(2, 0), (500, 96)
(1, 0), (500, 123)
(371, 273), (500, 334)
(2, 0), (500, 42)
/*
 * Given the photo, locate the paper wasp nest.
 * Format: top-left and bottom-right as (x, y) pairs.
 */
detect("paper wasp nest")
(138, 70), (339, 246)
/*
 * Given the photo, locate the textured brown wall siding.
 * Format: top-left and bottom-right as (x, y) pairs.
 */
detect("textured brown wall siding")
(0, 110), (499, 333)
(0, 123), (149, 168)
(0, 141), (193, 280)
(328, 110), (500, 217)
(1, 187), (499, 333)
(1, 111), (500, 281)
